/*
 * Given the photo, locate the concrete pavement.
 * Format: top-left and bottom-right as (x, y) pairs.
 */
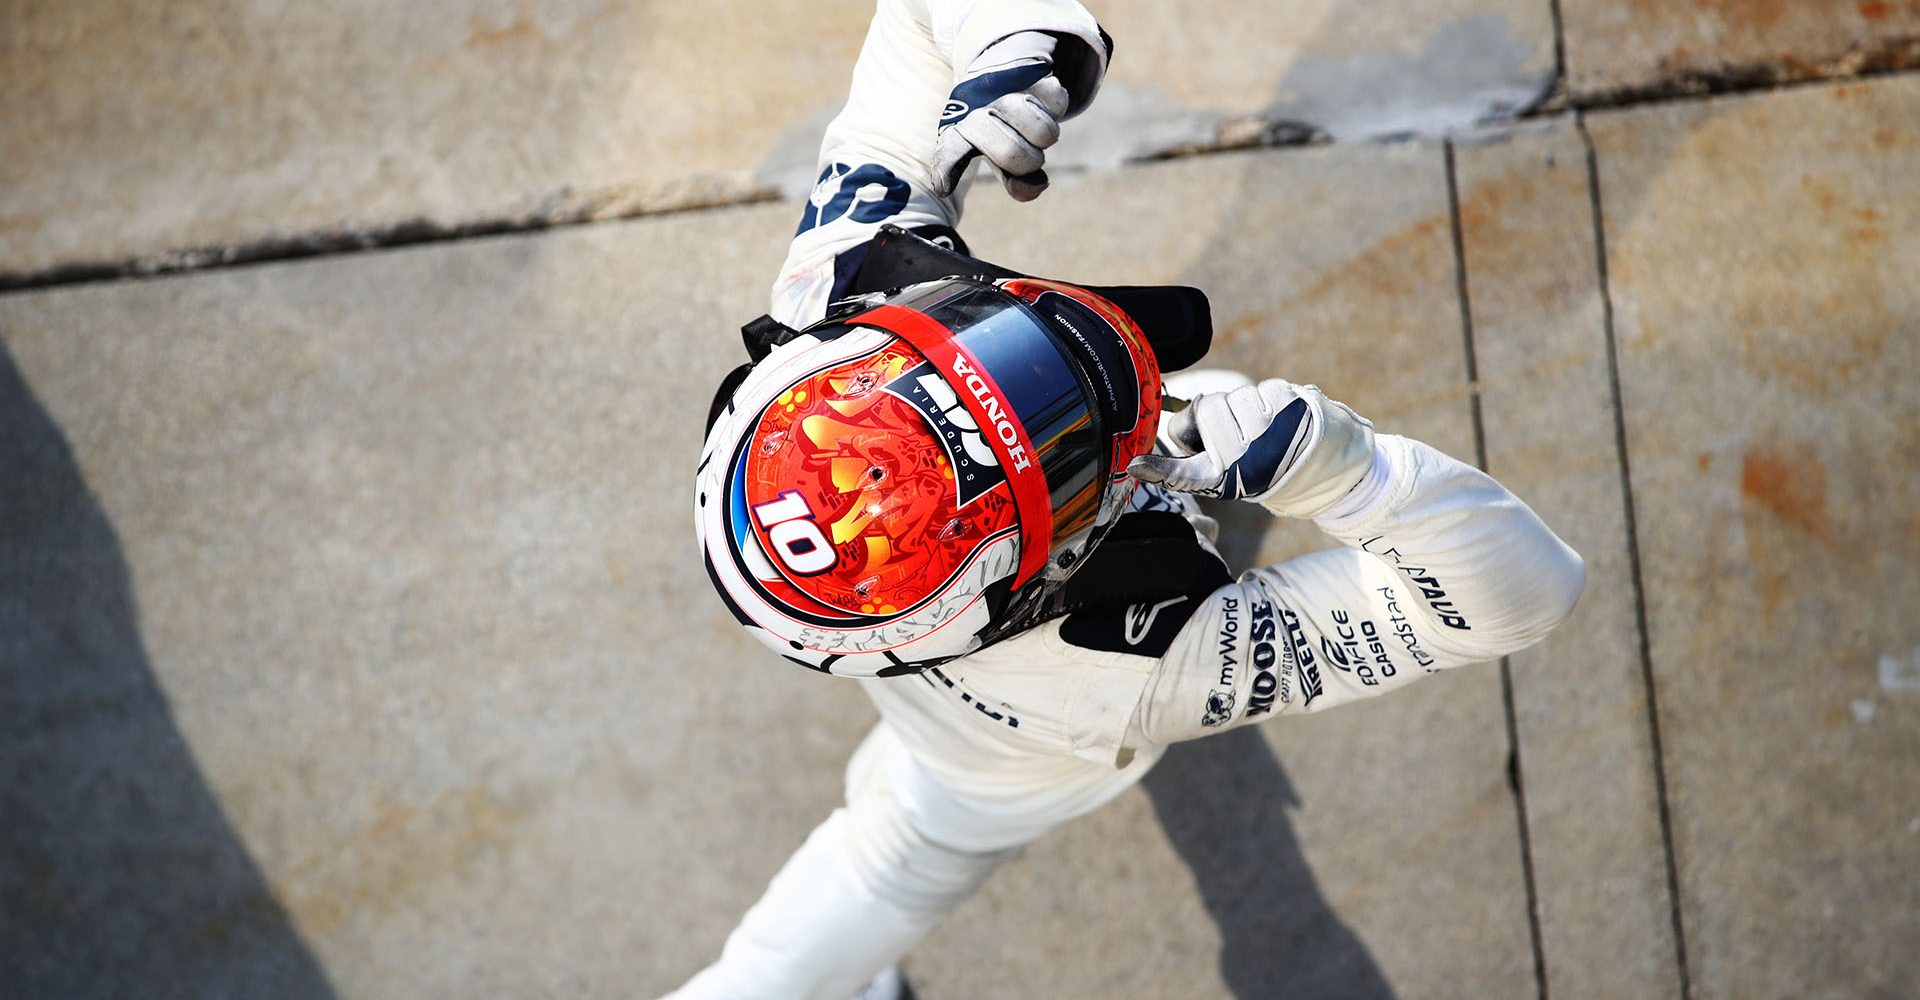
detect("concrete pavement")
(3, 2), (1917, 998)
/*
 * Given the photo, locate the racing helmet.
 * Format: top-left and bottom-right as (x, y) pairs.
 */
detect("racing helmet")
(697, 231), (1210, 677)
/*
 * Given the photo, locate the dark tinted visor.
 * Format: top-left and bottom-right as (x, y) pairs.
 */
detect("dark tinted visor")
(883, 280), (1108, 546)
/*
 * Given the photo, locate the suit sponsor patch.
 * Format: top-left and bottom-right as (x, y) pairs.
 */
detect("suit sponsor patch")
(1319, 609), (1399, 687)
(1200, 596), (1241, 728)
(1243, 599), (1284, 718)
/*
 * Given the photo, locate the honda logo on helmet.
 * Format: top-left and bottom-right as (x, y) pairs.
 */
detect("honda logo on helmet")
(950, 356), (1032, 472)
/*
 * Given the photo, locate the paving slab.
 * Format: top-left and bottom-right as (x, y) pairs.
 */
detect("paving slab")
(1561, 0), (1920, 101)
(1, 138), (1533, 997)
(1455, 116), (1683, 999)
(3, 0), (1557, 280)
(1588, 75), (1920, 998)
(0, 0), (872, 280)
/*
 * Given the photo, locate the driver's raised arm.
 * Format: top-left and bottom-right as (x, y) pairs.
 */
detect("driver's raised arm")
(1129, 381), (1586, 744)
(771, 0), (1110, 328)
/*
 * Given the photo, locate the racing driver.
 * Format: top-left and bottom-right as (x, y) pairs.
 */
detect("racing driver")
(672, 0), (1587, 996)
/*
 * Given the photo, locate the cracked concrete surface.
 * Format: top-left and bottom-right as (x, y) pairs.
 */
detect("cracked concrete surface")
(1562, 0), (1920, 101)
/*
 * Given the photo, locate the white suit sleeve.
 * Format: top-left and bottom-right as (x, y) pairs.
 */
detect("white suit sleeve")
(771, 0), (1107, 328)
(1130, 434), (1587, 744)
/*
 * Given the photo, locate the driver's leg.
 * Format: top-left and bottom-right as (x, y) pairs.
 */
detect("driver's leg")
(665, 721), (1161, 999)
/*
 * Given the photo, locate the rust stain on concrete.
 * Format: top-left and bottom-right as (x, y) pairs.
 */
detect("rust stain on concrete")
(1859, 0), (1895, 21)
(1740, 443), (1831, 542)
(1801, 171), (1848, 213)
(281, 782), (542, 939)
(1711, 170), (1900, 395)
(1687, 0), (1790, 31)
(1213, 311), (1269, 350)
(1286, 211), (1452, 312)
(1453, 176), (1511, 238)
(467, 18), (540, 48)
(1738, 439), (1832, 620)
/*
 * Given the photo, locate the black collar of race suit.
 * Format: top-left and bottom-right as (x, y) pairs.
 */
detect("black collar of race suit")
(973, 509), (1233, 653)
(850, 225), (1213, 373)
(733, 226), (1213, 370)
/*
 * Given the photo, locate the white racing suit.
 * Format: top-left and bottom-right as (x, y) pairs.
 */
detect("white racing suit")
(669, 2), (1587, 997)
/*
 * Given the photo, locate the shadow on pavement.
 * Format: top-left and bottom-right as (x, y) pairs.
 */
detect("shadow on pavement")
(1141, 478), (1394, 1000)
(0, 339), (334, 999)
(1144, 727), (1396, 1000)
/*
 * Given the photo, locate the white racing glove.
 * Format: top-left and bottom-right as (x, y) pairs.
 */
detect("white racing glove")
(1128, 379), (1377, 520)
(931, 32), (1077, 202)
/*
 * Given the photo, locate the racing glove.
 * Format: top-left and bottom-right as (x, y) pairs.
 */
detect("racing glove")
(931, 31), (1078, 202)
(1127, 379), (1376, 520)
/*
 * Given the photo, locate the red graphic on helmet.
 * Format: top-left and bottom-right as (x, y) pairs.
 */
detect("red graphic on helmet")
(742, 341), (1017, 621)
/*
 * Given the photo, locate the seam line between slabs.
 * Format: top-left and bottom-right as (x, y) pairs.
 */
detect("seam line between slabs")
(1576, 113), (1693, 1000)
(1445, 139), (1550, 1000)
(10, 63), (1920, 294)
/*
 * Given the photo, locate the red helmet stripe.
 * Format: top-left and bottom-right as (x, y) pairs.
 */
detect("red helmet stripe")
(859, 303), (1054, 588)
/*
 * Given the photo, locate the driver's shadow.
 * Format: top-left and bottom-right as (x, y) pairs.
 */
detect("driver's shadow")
(1141, 501), (1395, 1000)
(1143, 728), (1397, 1000)
(0, 339), (335, 1000)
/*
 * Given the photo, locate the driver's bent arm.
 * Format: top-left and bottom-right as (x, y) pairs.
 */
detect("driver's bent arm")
(772, 0), (1106, 328)
(1131, 434), (1585, 744)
